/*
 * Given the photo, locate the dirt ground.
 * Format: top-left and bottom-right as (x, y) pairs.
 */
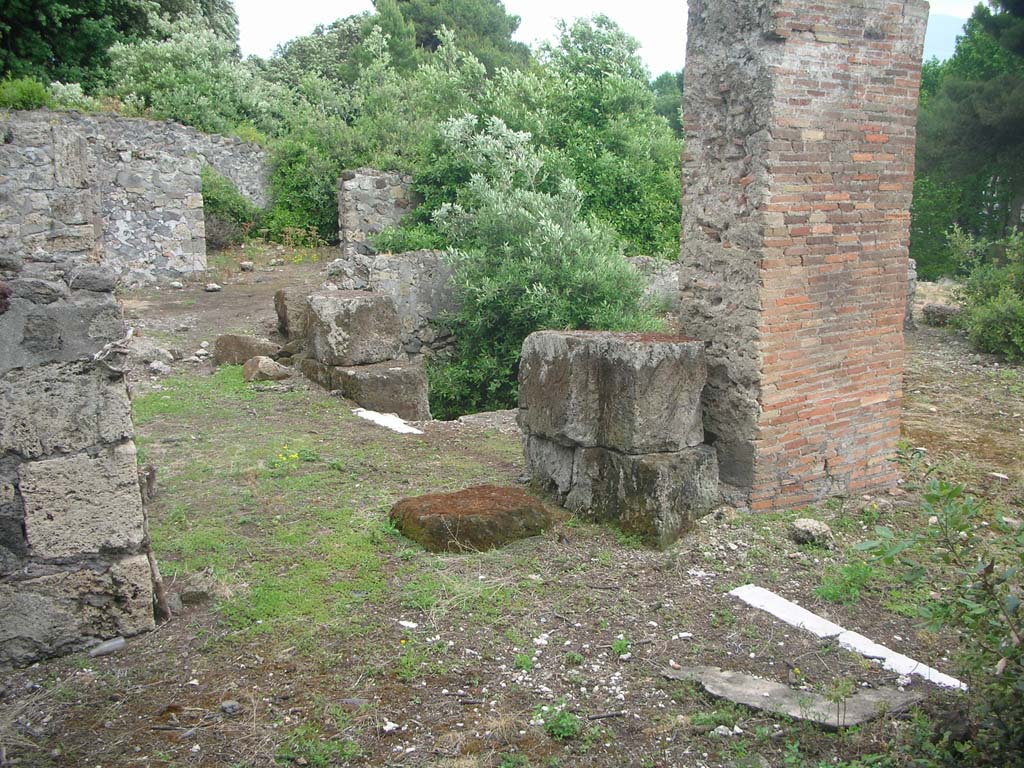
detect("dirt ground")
(2, 249), (1021, 768)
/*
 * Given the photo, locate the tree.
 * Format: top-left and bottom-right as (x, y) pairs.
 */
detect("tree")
(394, 0), (529, 72)
(651, 69), (684, 136)
(0, 0), (154, 91)
(911, 1), (1024, 275)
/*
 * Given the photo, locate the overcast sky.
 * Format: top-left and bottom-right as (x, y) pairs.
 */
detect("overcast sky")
(236, 0), (985, 75)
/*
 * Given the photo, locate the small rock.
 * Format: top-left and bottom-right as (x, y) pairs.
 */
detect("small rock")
(148, 360), (173, 376)
(789, 518), (834, 548)
(89, 637), (126, 657)
(205, 283), (222, 293)
(183, 355), (201, 363)
(200, 341), (210, 349)
(921, 303), (962, 327)
(242, 356), (291, 382)
(239, 261), (255, 272)
(169, 281), (184, 289)
(713, 725), (734, 737)
(382, 720), (400, 733)
(220, 700), (242, 716)
(268, 258), (285, 267)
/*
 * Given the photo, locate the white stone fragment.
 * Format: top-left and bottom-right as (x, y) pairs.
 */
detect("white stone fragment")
(352, 408), (424, 435)
(728, 584), (966, 690)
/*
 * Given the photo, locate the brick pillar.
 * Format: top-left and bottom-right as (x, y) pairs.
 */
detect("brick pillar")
(679, 0), (928, 509)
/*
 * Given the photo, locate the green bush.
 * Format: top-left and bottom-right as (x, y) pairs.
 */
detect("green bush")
(200, 166), (262, 250)
(860, 480), (1024, 764)
(370, 223), (448, 253)
(427, 116), (660, 419)
(952, 226), (1024, 361)
(0, 77), (51, 109)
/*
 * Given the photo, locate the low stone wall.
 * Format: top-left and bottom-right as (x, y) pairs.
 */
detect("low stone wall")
(337, 168), (417, 257)
(327, 250), (457, 356)
(1, 109), (269, 284)
(0, 129), (155, 664)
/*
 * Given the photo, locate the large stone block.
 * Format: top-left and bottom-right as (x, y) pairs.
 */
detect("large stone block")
(0, 554), (154, 667)
(332, 360), (431, 420)
(565, 445), (719, 549)
(523, 435), (575, 504)
(305, 290), (401, 366)
(0, 361), (133, 459)
(274, 288), (308, 340)
(518, 331), (706, 454)
(19, 442), (145, 559)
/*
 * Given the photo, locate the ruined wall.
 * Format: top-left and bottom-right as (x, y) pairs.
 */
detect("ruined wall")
(0, 116), (155, 666)
(337, 168), (417, 257)
(2, 110), (269, 284)
(680, 0), (927, 509)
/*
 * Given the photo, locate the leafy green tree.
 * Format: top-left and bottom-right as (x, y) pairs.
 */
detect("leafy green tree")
(911, 2), (1024, 275)
(427, 116), (660, 418)
(395, 0), (529, 72)
(372, 0), (419, 71)
(0, 0), (154, 91)
(156, 0), (239, 44)
(538, 16), (682, 258)
(651, 69), (684, 136)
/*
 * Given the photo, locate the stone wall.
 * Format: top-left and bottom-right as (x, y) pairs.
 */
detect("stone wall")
(2, 109), (268, 284)
(679, 0), (927, 509)
(0, 117), (155, 665)
(337, 168), (417, 257)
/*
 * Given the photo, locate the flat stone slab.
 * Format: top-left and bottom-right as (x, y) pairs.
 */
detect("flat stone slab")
(565, 444), (720, 548)
(305, 290), (401, 366)
(518, 330), (706, 454)
(213, 334), (281, 366)
(661, 666), (922, 730)
(729, 584), (967, 690)
(332, 359), (430, 421)
(390, 485), (552, 553)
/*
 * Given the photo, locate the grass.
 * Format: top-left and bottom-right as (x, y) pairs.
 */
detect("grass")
(815, 561), (877, 605)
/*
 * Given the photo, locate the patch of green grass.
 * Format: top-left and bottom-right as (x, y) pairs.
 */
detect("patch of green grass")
(275, 723), (361, 766)
(611, 637), (630, 656)
(815, 561), (876, 605)
(563, 651), (584, 666)
(132, 367), (256, 424)
(692, 703), (745, 729)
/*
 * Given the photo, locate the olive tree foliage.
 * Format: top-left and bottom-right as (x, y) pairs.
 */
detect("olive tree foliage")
(427, 116), (660, 418)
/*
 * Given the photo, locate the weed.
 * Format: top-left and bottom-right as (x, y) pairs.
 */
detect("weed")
(611, 636), (630, 656)
(815, 561), (875, 605)
(514, 653), (535, 671)
(535, 701), (582, 741)
(499, 755), (529, 768)
(563, 651), (584, 666)
(275, 723), (361, 766)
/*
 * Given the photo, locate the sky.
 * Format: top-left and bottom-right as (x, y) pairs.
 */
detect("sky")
(236, 0), (986, 75)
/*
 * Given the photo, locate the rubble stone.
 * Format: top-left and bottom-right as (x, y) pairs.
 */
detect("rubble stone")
(332, 360), (431, 420)
(212, 334), (281, 366)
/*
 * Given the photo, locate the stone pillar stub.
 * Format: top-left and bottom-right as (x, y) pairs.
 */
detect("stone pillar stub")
(679, 0), (928, 509)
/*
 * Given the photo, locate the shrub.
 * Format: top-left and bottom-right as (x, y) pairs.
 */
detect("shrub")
(47, 81), (98, 111)
(0, 77), (51, 109)
(427, 116), (660, 419)
(952, 226), (1024, 361)
(370, 223), (448, 253)
(859, 480), (1024, 764)
(200, 166), (262, 250)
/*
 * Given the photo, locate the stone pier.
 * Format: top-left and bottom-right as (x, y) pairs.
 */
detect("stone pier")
(679, 0), (928, 509)
(1, 119), (155, 666)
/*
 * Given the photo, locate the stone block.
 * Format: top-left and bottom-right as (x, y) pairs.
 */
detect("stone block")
(19, 442), (145, 559)
(212, 334), (281, 366)
(523, 435), (575, 503)
(0, 554), (154, 667)
(390, 485), (551, 553)
(274, 288), (308, 340)
(305, 290), (401, 366)
(331, 359), (430, 421)
(565, 445), (719, 549)
(518, 331), (706, 454)
(0, 362), (133, 459)
(299, 357), (333, 390)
